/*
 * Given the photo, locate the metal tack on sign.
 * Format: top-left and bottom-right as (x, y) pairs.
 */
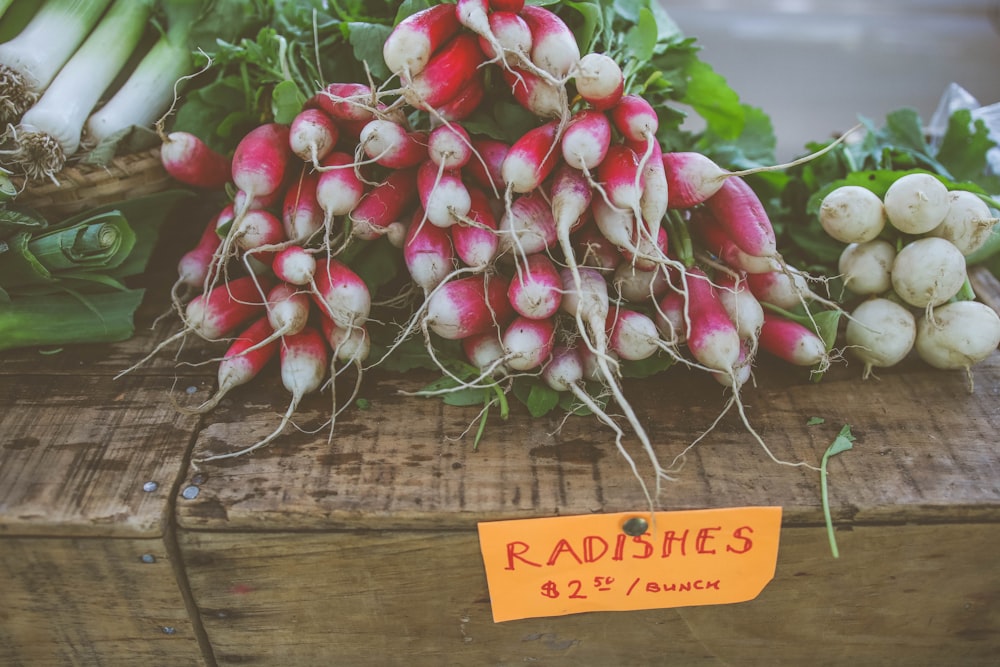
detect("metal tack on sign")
(622, 516), (649, 536)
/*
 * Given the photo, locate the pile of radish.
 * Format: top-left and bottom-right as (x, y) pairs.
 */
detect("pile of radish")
(132, 0), (998, 502)
(820, 173), (1000, 386)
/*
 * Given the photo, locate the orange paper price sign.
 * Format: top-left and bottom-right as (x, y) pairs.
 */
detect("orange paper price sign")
(477, 507), (782, 622)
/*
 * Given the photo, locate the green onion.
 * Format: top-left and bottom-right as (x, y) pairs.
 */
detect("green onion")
(0, 0), (113, 127)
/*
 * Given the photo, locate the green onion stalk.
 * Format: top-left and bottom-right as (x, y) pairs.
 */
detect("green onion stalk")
(0, 0), (113, 129)
(8, 0), (153, 181)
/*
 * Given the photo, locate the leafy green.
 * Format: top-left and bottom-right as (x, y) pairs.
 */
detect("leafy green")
(820, 425), (855, 559)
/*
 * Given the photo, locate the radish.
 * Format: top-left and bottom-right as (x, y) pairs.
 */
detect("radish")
(281, 168), (324, 242)
(573, 52), (624, 110)
(159, 131), (230, 189)
(491, 0), (524, 10)
(501, 119), (561, 194)
(845, 297), (916, 379)
(620, 225), (668, 273)
(507, 252), (562, 320)
(417, 159), (471, 228)
(654, 290), (687, 344)
(541, 344), (583, 392)
(436, 74), (486, 122)
(560, 108), (611, 172)
(117, 275), (271, 378)
(501, 316), (555, 371)
(591, 195), (637, 253)
(550, 163), (593, 235)
(745, 269), (816, 310)
(692, 208), (780, 275)
(914, 300), (1000, 382)
(607, 309), (661, 361)
(451, 185), (500, 269)
(597, 143), (644, 211)
(312, 258), (371, 330)
(231, 123), (293, 218)
(890, 237), (967, 310)
(402, 33), (485, 111)
(838, 240), (895, 296)
(758, 313), (829, 368)
(462, 330), (507, 374)
(424, 274), (513, 340)
(172, 205), (227, 304)
(498, 191), (558, 258)
(404, 208), (456, 294)
(272, 245), (317, 286)
(500, 65), (564, 119)
(233, 209), (285, 256)
(613, 263), (669, 303)
(519, 5), (580, 79)
(705, 176), (777, 259)
(573, 223), (621, 270)
(466, 137), (509, 193)
(681, 268), (741, 377)
(198, 325), (329, 462)
(382, 4), (461, 78)
(181, 316), (280, 415)
(476, 10), (531, 65)
(883, 172), (950, 234)
(609, 94), (658, 145)
(428, 123), (473, 169)
(288, 107), (339, 168)
(325, 320), (372, 366)
(359, 119), (427, 169)
(349, 168), (419, 241)
(625, 135), (668, 237)
(316, 151), (367, 224)
(818, 185), (886, 244)
(714, 274), (765, 345)
(312, 82), (375, 123)
(456, 0), (511, 69)
(928, 190), (998, 256)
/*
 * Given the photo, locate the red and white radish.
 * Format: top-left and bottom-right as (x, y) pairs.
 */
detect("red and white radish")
(160, 131), (230, 189)
(507, 252), (562, 320)
(382, 4), (461, 78)
(573, 52), (624, 110)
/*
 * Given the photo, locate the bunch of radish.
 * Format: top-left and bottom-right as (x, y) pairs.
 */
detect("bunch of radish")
(819, 173), (1000, 386)
(141, 0), (868, 495)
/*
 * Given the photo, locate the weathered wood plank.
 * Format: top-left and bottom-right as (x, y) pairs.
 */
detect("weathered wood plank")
(0, 536), (206, 666)
(174, 347), (1000, 531)
(179, 523), (1000, 666)
(0, 372), (207, 537)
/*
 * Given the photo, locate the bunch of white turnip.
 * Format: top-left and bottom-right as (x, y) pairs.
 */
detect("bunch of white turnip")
(820, 173), (1000, 384)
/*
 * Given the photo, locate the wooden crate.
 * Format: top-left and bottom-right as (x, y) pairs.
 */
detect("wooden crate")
(2, 241), (999, 665)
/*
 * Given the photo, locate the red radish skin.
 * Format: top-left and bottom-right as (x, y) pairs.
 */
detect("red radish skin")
(573, 52), (624, 110)
(349, 168), (419, 241)
(499, 191), (558, 257)
(501, 119), (561, 194)
(383, 4), (461, 78)
(312, 258), (371, 330)
(174, 205), (226, 296)
(436, 74), (486, 122)
(745, 269), (813, 310)
(289, 108), (339, 167)
(551, 163), (592, 234)
(654, 290), (687, 344)
(312, 82), (375, 123)
(502, 316), (555, 371)
(561, 109), (611, 172)
(598, 143), (645, 210)
(160, 131), (230, 189)
(417, 159), (471, 228)
(490, 0), (524, 12)
(231, 123), (293, 216)
(428, 123), (473, 169)
(706, 176), (778, 259)
(198, 325), (330, 462)
(424, 274), (513, 340)
(507, 252), (562, 319)
(316, 151), (367, 221)
(613, 262), (669, 303)
(272, 245), (317, 286)
(625, 136), (668, 236)
(607, 308), (660, 361)
(714, 273), (765, 345)
(404, 208), (456, 293)
(662, 151), (731, 209)
(759, 313), (829, 368)
(463, 330), (507, 373)
(182, 316), (280, 414)
(466, 137), (509, 193)
(402, 33), (485, 110)
(117, 274), (273, 379)
(609, 94), (658, 144)
(360, 119), (428, 169)
(542, 345), (583, 392)
(451, 186), (499, 269)
(692, 208), (781, 275)
(519, 5), (580, 79)
(573, 222), (622, 270)
(281, 169), (324, 242)
(234, 209), (285, 255)
(620, 225), (668, 273)
(456, 0), (507, 64)
(682, 268), (741, 375)
(477, 11), (531, 63)
(501, 65), (563, 119)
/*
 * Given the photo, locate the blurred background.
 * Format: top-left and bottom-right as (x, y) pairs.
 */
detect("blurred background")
(665, 0), (1000, 159)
